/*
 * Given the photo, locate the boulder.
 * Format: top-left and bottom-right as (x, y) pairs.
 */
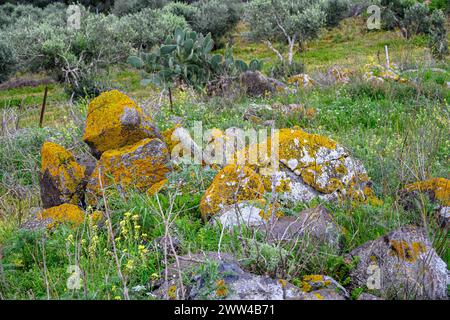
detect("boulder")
(401, 178), (450, 228)
(259, 205), (342, 248)
(36, 203), (101, 229)
(347, 226), (447, 300)
(151, 252), (346, 300)
(86, 138), (171, 206)
(200, 165), (265, 218)
(83, 90), (160, 157)
(239, 71), (285, 97)
(402, 178), (450, 208)
(234, 128), (380, 205)
(39, 142), (85, 209)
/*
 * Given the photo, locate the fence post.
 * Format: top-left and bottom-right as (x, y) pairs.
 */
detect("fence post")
(39, 86), (48, 128)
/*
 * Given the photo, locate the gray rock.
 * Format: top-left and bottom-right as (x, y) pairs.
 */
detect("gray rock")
(437, 206), (449, 228)
(239, 71), (285, 97)
(151, 252), (347, 300)
(260, 205), (342, 249)
(347, 226), (448, 300)
(357, 293), (383, 300)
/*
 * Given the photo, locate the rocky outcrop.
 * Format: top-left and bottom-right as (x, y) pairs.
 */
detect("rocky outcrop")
(86, 138), (171, 206)
(83, 90), (160, 158)
(39, 142), (85, 209)
(347, 226), (448, 300)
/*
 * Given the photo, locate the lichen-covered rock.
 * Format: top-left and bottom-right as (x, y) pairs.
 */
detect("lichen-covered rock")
(239, 71), (284, 97)
(39, 142), (85, 209)
(287, 74), (315, 88)
(347, 226), (447, 300)
(86, 138), (171, 206)
(234, 128), (379, 205)
(404, 178), (450, 207)
(299, 274), (349, 298)
(200, 165), (265, 218)
(83, 90), (160, 157)
(36, 203), (101, 228)
(259, 205), (342, 249)
(152, 252), (345, 300)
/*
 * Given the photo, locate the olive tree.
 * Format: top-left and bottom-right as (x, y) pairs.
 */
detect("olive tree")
(244, 0), (326, 66)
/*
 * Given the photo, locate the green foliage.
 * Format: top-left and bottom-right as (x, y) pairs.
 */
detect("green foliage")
(428, 9), (449, 60)
(0, 128), (54, 186)
(403, 3), (430, 36)
(162, 1), (198, 23)
(112, 0), (168, 16)
(270, 60), (305, 79)
(322, 0), (351, 28)
(428, 0), (450, 13)
(245, 0), (326, 43)
(191, 0), (242, 43)
(0, 39), (16, 83)
(128, 28), (262, 90)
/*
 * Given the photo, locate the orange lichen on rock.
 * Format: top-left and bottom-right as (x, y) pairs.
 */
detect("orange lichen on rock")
(83, 90), (160, 156)
(389, 240), (427, 263)
(86, 138), (171, 205)
(200, 164), (265, 218)
(40, 141), (85, 208)
(405, 178), (450, 206)
(37, 203), (101, 228)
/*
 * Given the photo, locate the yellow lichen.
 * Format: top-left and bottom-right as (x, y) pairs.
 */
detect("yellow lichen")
(215, 279), (228, 298)
(87, 138), (170, 205)
(37, 203), (100, 228)
(200, 164), (265, 218)
(147, 179), (168, 196)
(41, 141), (85, 205)
(389, 240), (427, 263)
(405, 178), (450, 206)
(83, 90), (158, 155)
(162, 125), (181, 154)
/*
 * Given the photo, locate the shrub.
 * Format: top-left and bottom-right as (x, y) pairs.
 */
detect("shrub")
(403, 3), (430, 37)
(381, 0), (415, 30)
(112, 0), (168, 16)
(322, 0), (351, 28)
(0, 39), (16, 83)
(191, 0), (242, 43)
(270, 60), (305, 80)
(428, 9), (449, 60)
(125, 8), (189, 50)
(162, 1), (198, 23)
